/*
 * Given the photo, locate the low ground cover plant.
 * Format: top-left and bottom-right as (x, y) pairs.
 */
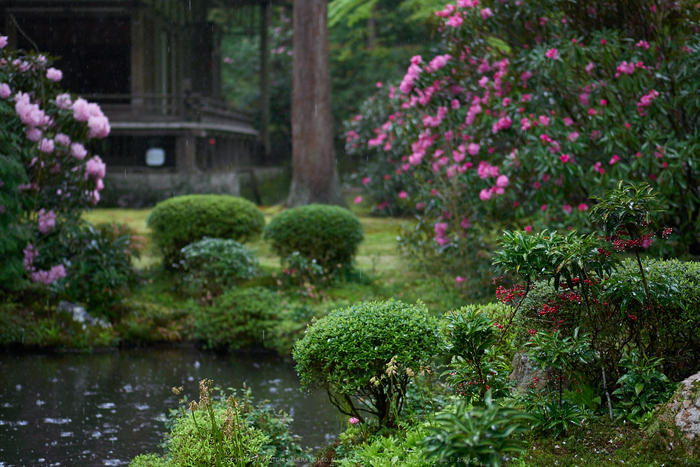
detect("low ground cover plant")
(130, 379), (305, 467)
(193, 287), (280, 351)
(178, 238), (260, 299)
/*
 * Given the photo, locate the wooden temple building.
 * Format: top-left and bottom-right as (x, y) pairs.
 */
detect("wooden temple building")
(1, 0), (282, 206)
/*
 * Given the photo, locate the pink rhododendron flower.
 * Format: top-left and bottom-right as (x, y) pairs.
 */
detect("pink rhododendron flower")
(496, 175), (509, 188)
(349, 417), (360, 425)
(0, 83), (10, 99)
(451, 99), (460, 110)
(455, 276), (466, 285)
(39, 138), (54, 153)
(567, 132), (579, 142)
(461, 218), (471, 229)
(361, 177), (371, 185)
(467, 143), (480, 156)
(479, 188), (492, 200)
(38, 209), (56, 233)
(559, 154), (570, 163)
(446, 14), (463, 28)
(398, 190), (408, 199)
(524, 225), (532, 232)
(23, 244), (38, 270)
(578, 203), (588, 212)
(25, 128), (42, 141)
(585, 62), (596, 75)
(429, 54), (451, 71)
(563, 117), (574, 126)
(71, 142), (87, 160)
(609, 154), (620, 165)
(31, 264), (67, 285)
(55, 93), (72, 109)
(55, 133), (71, 146)
(616, 61), (635, 75)
(46, 67), (63, 81)
(545, 48), (559, 59)
(541, 204), (547, 211)
(435, 4), (455, 17)
(354, 196), (362, 205)
(0, 36), (7, 49)
(538, 115), (550, 126)
(636, 40), (650, 49)
(85, 155), (106, 179)
(480, 8), (493, 19)
(88, 115), (111, 138)
(562, 204), (573, 214)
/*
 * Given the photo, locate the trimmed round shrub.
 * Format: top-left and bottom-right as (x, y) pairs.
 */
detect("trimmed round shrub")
(179, 238), (260, 298)
(263, 204), (363, 267)
(194, 287), (280, 350)
(147, 195), (264, 266)
(293, 299), (440, 426)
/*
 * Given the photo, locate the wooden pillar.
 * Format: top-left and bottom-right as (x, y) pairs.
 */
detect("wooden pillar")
(131, 8), (145, 111)
(259, 2), (271, 158)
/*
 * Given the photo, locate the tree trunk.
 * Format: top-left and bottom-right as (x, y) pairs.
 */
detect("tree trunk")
(287, 0), (346, 207)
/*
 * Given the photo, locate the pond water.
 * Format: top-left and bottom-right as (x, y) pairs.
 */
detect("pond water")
(0, 347), (342, 466)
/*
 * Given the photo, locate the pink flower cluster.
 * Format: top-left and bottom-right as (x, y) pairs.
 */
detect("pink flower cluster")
(15, 92), (48, 128)
(400, 56), (423, 94)
(72, 98), (111, 138)
(37, 208), (56, 233)
(434, 222), (450, 245)
(23, 244), (66, 285)
(637, 89), (659, 115)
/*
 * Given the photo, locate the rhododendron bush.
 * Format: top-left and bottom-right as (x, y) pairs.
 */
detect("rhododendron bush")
(346, 0), (700, 290)
(0, 39), (109, 290)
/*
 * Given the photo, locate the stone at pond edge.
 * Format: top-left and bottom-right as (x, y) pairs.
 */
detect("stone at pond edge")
(57, 301), (111, 329)
(509, 353), (546, 394)
(647, 371), (700, 456)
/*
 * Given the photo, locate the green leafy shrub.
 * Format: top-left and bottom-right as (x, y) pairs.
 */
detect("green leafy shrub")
(194, 287), (280, 350)
(179, 238), (260, 298)
(293, 299), (440, 427)
(147, 195), (264, 266)
(604, 258), (700, 381)
(54, 224), (139, 321)
(612, 350), (674, 425)
(263, 204), (363, 268)
(421, 392), (532, 467)
(441, 306), (511, 402)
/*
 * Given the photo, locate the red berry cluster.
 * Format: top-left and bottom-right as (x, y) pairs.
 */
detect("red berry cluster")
(496, 284), (526, 303)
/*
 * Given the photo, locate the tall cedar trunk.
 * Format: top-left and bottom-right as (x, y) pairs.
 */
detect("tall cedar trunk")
(287, 0), (346, 207)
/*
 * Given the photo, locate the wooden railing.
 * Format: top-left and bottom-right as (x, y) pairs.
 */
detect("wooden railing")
(81, 93), (254, 123)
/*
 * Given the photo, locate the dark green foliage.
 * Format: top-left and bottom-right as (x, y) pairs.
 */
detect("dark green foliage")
(194, 287), (280, 350)
(441, 306), (511, 402)
(421, 392), (532, 467)
(179, 238), (260, 298)
(612, 350), (674, 426)
(604, 258), (700, 381)
(147, 195), (264, 266)
(54, 225), (139, 321)
(264, 204), (363, 268)
(293, 299), (440, 426)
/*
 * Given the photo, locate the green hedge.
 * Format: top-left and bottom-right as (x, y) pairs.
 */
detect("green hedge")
(194, 287), (280, 350)
(263, 204), (363, 268)
(147, 195), (264, 266)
